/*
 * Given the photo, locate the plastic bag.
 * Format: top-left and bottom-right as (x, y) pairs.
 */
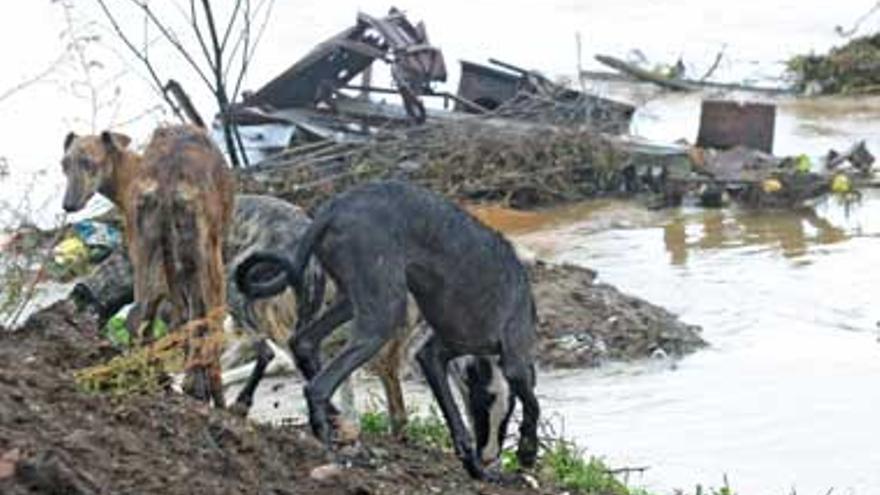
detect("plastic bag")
(104, 303), (168, 348)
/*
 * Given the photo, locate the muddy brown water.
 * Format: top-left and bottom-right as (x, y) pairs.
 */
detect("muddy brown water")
(514, 193), (880, 494)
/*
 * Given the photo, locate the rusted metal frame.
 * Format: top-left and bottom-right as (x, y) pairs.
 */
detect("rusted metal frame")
(332, 39), (389, 62)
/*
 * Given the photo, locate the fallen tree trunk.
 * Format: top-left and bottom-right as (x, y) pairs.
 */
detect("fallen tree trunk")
(594, 54), (695, 91)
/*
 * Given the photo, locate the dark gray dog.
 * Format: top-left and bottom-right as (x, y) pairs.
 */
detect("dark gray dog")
(236, 180), (539, 480)
(70, 193), (325, 412)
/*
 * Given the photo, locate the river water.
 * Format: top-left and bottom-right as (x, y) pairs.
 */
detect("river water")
(515, 195), (880, 494)
(4, 1), (880, 493)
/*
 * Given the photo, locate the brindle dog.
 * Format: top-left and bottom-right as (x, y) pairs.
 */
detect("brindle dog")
(62, 126), (234, 406)
(69, 194), (324, 413)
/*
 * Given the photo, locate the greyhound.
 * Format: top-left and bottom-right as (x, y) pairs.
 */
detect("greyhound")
(62, 126), (235, 405)
(60, 128), (320, 411)
(236, 180), (540, 480)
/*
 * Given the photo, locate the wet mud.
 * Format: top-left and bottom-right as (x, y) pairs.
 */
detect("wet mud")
(0, 303), (551, 495)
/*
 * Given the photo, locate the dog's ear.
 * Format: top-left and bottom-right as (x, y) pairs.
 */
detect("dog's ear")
(100, 131), (131, 153)
(63, 132), (77, 152)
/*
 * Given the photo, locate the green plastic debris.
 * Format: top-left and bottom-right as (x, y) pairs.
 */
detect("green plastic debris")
(105, 310), (168, 348)
(795, 154), (812, 173)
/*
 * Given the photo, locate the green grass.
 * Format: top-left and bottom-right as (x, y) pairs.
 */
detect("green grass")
(499, 437), (736, 495)
(538, 440), (630, 495)
(359, 406), (451, 450)
(361, 407), (737, 495)
(359, 409), (392, 435)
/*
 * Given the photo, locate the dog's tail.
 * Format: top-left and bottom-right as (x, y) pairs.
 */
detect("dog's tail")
(235, 214), (331, 306)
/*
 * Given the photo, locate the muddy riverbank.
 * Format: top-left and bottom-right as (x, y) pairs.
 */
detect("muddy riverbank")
(530, 261), (704, 368)
(0, 302), (552, 495)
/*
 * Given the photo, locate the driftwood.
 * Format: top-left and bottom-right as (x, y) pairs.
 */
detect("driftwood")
(593, 54), (795, 95)
(594, 54), (694, 91)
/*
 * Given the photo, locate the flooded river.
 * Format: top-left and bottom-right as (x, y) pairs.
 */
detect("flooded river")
(516, 194), (880, 494)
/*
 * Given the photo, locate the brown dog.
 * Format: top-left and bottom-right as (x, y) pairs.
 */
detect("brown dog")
(62, 126), (235, 406)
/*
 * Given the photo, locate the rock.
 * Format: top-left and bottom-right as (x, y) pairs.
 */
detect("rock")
(332, 416), (361, 445)
(309, 463), (344, 481)
(16, 449), (100, 495)
(0, 448), (21, 480)
(651, 348), (669, 360)
(521, 473), (540, 490)
(397, 160), (423, 172)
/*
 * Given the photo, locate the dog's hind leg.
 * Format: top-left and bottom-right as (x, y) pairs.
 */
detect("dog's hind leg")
(303, 281), (406, 447)
(230, 337), (275, 416)
(303, 325), (394, 447)
(416, 336), (488, 481)
(289, 297), (353, 381)
(289, 297), (353, 420)
(375, 338), (407, 438)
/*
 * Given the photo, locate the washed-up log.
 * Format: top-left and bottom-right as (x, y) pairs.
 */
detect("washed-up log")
(592, 55), (795, 95)
(595, 54), (695, 91)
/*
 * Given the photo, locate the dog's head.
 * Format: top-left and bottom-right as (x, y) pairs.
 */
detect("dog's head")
(61, 131), (131, 212)
(454, 356), (516, 466)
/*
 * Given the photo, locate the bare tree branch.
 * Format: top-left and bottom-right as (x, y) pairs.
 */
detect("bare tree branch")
(699, 44), (726, 82)
(94, 0), (273, 167)
(189, 0), (215, 75)
(836, 1), (880, 37)
(125, 0), (214, 92)
(0, 53), (66, 105)
(95, 0), (185, 123)
(220, 0), (244, 53)
(229, 0), (274, 100)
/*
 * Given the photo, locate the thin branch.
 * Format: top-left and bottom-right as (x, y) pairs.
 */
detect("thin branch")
(113, 104), (165, 128)
(61, 1), (100, 131)
(200, 0), (243, 167)
(0, 53), (66, 105)
(199, 0), (225, 91)
(699, 45), (726, 82)
(231, 0), (274, 102)
(234, 0), (251, 96)
(95, 0), (185, 122)
(125, 0), (214, 91)
(836, 1), (880, 37)
(223, 0), (272, 85)
(189, 0), (215, 74)
(219, 0), (244, 53)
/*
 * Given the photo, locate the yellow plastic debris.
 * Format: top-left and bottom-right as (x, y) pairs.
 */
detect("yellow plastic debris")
(52, 236), (88, 266)
(831, 174), (851, 194)
(762, 178), (783, 193)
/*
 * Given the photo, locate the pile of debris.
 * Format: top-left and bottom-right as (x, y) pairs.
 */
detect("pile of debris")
(237, 115), (644, 211)
(529, 262), (705, 368)
(211, 7), (650, 209)
(787, 32), (880, 95)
